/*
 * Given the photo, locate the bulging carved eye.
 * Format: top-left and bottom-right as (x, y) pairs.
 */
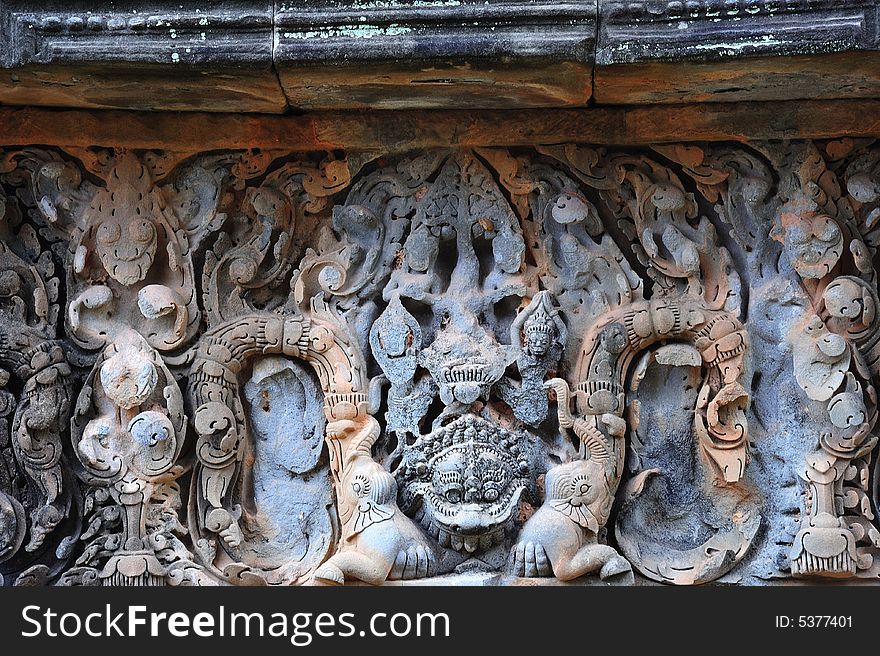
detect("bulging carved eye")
(786, 222), (811, 245)
(97, 222), (121, 244)
(445, 486), (463, 504)
(483, 486), (499, 502)
(129, 220), (155, 243)
(650, 183), (686, 211)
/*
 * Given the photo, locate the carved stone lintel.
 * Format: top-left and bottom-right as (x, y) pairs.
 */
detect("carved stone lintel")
(1, 139), (878, 587)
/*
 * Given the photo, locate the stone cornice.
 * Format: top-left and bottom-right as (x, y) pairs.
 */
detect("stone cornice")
(0, 2), (274, 68)
(599, 1), (878, 64)
(0, 1), (879, 111)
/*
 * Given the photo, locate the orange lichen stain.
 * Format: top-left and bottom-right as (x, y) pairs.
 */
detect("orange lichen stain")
(517, 501), (536, 524)
(392, 248), (406, 269)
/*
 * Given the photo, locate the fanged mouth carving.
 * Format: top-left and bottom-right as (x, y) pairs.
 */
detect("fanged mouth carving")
(397, 414), (534, 554)
(414, 514), (509, 554)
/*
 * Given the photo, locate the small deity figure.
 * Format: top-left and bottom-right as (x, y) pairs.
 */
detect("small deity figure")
(495, 291), (567, 426)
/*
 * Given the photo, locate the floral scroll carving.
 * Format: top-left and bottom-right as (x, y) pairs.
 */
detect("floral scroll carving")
(1, 140), (879, 586)
(766, 141), (880, 578)
(0, 175), (74, 586)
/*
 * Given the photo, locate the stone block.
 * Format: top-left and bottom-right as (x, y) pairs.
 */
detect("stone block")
(274, 0), (596, 109)
(595, 0), (880, 104)
(0, 1), (286, 112)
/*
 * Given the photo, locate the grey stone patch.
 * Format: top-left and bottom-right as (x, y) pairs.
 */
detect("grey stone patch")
(239, 357), (336, 581)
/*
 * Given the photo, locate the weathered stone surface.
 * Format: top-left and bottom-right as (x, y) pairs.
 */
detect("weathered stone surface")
(0, 0), (595, 111)
(225, 357), (335, 585)
(595, 1), (880, 104)
(0, 137), (877, 587)
(3, 1), (880, 111)
(6, 101), (880, 153)
(0, 1), (286, 112)
(274, 0), (596, 109)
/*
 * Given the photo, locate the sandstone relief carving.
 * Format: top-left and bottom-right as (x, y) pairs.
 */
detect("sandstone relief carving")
(773, 142), (880, 578)
(0, 141), (879, 585)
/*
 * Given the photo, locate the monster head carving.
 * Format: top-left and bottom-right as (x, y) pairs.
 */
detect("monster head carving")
(88, 155), (160, 286)
(420, 321), (511, 408)
(398, 414), (535, 554)
(772, 195), (844, 279)
(74, 334), (184, 484)
(354, 152), (571, 560)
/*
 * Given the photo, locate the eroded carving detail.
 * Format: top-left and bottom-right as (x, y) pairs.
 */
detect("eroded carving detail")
(771, 142), (880, 578)
(2, 140), (879, 586)
(0, 175), (75, 585)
